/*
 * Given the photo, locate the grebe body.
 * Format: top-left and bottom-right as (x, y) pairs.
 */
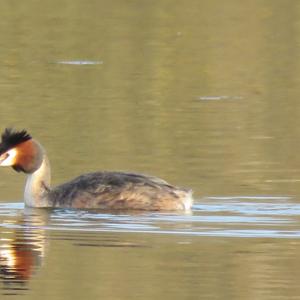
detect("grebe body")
(0, 129), (193, 211)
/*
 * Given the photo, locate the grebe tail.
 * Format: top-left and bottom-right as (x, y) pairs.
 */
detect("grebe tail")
(0, 128), (193, 211)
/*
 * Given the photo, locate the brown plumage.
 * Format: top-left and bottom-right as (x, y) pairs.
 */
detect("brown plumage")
(49, 172), (191, 210)
(0, 128), (193, 211)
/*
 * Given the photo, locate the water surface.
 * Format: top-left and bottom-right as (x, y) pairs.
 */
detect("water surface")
(0, 0), (300, 299)
(1, 197), (300, 300)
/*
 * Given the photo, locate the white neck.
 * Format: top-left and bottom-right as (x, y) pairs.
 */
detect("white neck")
(24, 155), (51, 207)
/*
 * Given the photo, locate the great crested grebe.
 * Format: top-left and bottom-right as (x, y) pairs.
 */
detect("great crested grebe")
(0, 128), (193, 210)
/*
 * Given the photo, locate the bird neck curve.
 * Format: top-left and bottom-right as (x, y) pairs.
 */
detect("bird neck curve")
(24, 153), (51, 207)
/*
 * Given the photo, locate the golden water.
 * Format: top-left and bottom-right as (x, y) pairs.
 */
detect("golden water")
(0, 1), (300, 299)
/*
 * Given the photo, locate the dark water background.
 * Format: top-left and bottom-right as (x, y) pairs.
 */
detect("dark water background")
(1, 1), (300, 299)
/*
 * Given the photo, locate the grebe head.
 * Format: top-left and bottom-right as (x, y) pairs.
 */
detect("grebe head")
(0, 128), (43, 174)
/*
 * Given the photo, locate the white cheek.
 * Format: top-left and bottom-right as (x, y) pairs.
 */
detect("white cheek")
(0, 148), (18, 166)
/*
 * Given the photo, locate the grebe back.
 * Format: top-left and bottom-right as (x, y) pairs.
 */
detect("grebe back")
(0, 128), (193, 210)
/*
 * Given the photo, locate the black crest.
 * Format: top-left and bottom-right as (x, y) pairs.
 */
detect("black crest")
(0, 128), (32, 155)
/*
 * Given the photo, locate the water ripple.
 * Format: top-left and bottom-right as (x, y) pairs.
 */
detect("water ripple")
(55, 60), (103, 65)
(0, 196), (300, 238)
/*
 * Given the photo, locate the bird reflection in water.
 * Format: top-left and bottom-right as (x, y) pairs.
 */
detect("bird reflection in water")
(0, 209), (48, 295)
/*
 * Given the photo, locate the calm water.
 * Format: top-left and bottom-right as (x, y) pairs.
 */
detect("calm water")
(1, 0), (300, 299)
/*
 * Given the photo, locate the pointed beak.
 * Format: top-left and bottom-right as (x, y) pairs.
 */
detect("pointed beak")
(0, 153), (9, 165)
